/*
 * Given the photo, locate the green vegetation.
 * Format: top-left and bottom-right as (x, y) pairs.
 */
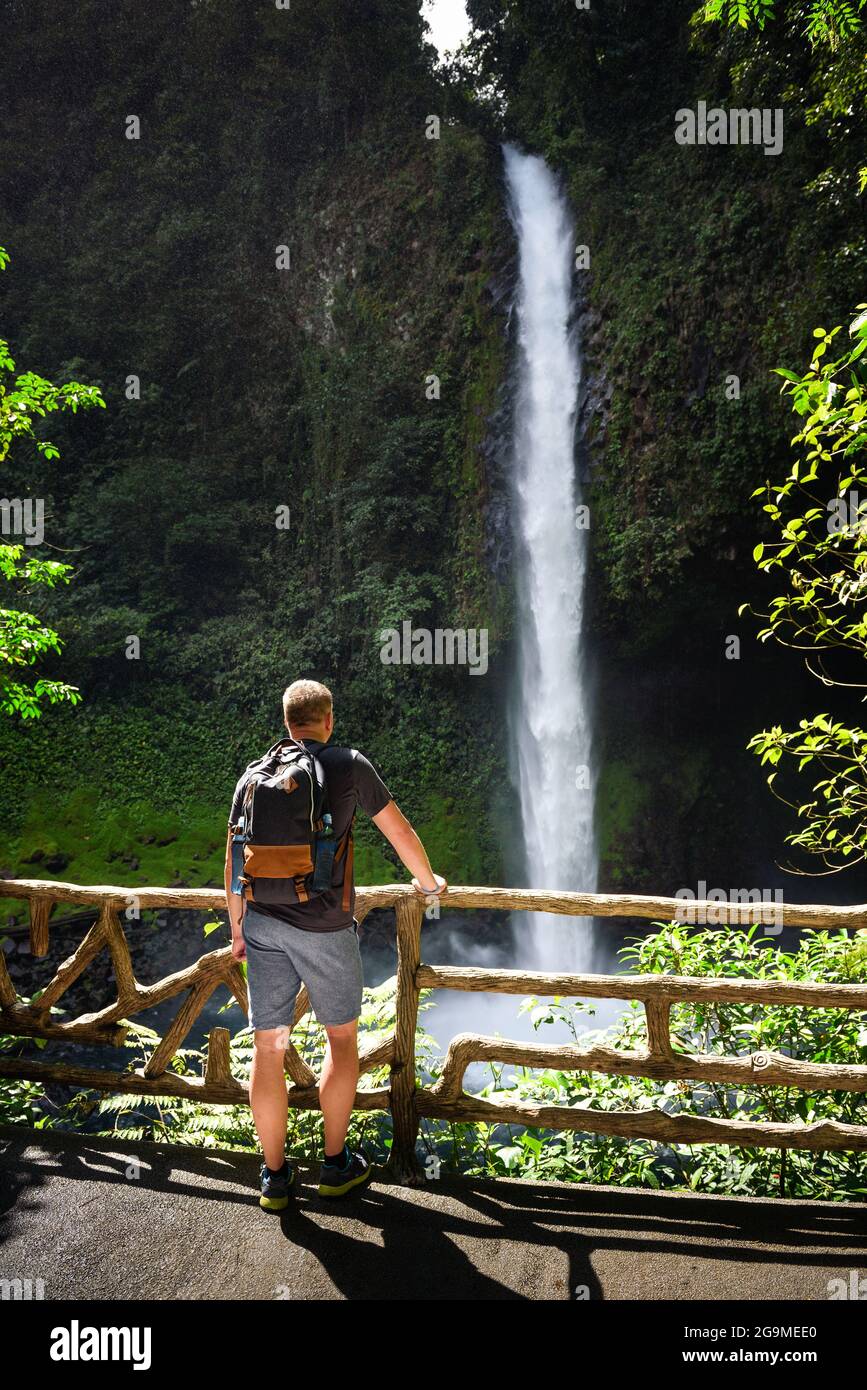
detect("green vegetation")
(5, 923), (863, 1199)
(82, 977), (415, 1161)
(3, 0), (866, 893)
(470, 923), (867, 1200)
(745, 308), (867, 870)
(699, 0), (866, 47)
(1, 1), (866, 1195)
(0, 245), (104, 718)
(457, 0), (867, 888)
(0, 0), (510, 888)
(461, 0), (867, 628)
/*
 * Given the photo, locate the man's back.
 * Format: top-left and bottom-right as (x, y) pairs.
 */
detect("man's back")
(228, 739), (392, 932)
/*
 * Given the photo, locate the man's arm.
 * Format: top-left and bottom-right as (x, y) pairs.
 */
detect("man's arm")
(371, 801), (447, 897)
(224, 828), (246, 960)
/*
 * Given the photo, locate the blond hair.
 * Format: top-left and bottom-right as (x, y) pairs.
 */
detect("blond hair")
(282, 678), (333, 729)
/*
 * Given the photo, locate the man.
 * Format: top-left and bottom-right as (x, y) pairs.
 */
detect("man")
(225, 678), (447, 1211)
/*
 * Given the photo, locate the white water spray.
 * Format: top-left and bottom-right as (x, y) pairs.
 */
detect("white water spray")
(504, 143), (597, 972)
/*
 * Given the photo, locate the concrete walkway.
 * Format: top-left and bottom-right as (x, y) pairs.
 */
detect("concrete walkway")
(1, 1125), (865, 1300)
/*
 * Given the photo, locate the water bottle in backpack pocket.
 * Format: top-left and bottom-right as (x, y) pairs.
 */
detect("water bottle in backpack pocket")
(312, 813), (337, 892)
(230, 815), (248, 896)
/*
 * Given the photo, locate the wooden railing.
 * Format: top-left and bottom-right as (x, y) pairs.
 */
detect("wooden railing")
(1, 878), (866, 1184)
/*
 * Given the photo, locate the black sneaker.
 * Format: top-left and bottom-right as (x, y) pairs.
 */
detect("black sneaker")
(317, 1148), (373, 1198)
(259, 1160), (296, 1212)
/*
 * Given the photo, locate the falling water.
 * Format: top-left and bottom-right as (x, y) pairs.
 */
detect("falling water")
(504, 143), (597, 973)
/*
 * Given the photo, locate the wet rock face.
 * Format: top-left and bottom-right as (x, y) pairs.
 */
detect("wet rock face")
(3, 907), (221, 1012)
(480, 387), (515, 585)
(479, 244), (520, 588)
(574, 281), (610, 473)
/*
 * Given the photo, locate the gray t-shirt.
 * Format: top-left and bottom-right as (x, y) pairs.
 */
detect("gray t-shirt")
(228, 739), (392, 932)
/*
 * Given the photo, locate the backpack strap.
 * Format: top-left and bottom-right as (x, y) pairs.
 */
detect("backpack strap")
(341, 829), (354, 913)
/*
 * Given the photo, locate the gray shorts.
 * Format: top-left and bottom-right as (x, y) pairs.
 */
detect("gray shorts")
(241, 904), (364, 1030)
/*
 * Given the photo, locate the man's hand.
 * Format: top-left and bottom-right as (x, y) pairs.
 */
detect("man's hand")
(230, 925), (246, 961)
(412, 873), (448, 898)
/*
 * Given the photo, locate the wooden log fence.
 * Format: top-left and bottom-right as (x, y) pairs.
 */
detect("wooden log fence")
(0, 877), (866, 1185)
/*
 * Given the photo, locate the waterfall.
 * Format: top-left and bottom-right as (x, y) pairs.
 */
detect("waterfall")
(504, 143), (597, 973)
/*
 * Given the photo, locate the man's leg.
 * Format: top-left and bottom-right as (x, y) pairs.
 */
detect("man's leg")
(282, 919), (365, 1177)
(319, 1019), (358, 1156)
(250, 1026), (292, 1171)
(242, 905), (301, 1175)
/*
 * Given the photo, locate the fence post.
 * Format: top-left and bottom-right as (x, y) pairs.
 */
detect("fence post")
(388, 893), (426, 1186)
(29, 896), (52, 957)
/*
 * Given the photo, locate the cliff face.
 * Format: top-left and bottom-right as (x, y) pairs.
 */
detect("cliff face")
(0, 0), (513, 890)
(464, 0), (867, 899)
(3, 0), (866, 901)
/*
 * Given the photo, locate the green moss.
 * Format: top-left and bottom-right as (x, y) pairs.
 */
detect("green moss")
(0, 781), (483, 920)
(594, 759), (652, 887)
(0, 769), (491, 919)
(413, 791), (487, 884)
(0, 788), (227, 928)
(352, 834), (397, 886)
(595, 742), (715, 892)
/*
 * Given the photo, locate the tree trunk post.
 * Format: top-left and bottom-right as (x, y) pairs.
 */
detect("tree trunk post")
(387, 893), (426, 1186)
(28, 896), (51, 958)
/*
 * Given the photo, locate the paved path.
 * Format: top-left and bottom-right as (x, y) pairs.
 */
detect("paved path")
(1, 1125), (865, 1300)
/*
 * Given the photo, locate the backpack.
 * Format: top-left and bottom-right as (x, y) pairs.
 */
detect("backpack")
(230, 736), (348, 908)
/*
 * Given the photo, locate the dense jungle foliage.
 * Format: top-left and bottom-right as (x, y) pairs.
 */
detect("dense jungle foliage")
(3, 0), (867, 1201)
(1, 0), (866, 902)
(0, 0), (511, 895)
